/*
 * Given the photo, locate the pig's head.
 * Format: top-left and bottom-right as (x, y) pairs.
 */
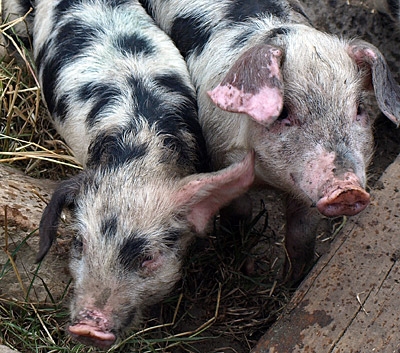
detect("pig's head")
(208, 27), (400, 217)
(37, 151), (254, 348)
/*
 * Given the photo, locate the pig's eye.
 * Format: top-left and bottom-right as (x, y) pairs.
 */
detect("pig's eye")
(72, 237), (84, 258)
(73, 237), (83, 249)
(276, 106), (293, 127)
(277, 106), (289, 121)
(141, 251), (163, 272)
(141, 254), (153, 264)
(357, 104), (363, 116)
(355, 103), (369, 125)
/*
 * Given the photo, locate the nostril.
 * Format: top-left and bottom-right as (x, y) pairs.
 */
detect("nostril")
(317, 188), (370, 217)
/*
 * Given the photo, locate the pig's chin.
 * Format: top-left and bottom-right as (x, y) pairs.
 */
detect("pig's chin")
(69, 324), (116, 349)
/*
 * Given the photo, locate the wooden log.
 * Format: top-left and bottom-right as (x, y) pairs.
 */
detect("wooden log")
(0, 345), (21, 353)
(0, 165), (71, 302)
(252, 155), (400, 352)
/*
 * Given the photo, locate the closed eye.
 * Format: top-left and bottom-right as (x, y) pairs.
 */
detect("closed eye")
(277, 105), (289, 121)
(355, 103), (369, 125)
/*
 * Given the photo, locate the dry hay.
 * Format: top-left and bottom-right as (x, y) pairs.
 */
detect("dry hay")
(0, 10), (81, 178)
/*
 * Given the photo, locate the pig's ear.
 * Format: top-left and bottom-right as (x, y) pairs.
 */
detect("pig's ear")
(175, 150), (255, 234)
(348, 40), (400, 126)
(36, 174), (84, 263)
(207, 44), (284, 126)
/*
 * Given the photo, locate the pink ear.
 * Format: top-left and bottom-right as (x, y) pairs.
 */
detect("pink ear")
(207, 44), (284, 126)
(348, 40), (400, 126)
(175, 151), (255, 234)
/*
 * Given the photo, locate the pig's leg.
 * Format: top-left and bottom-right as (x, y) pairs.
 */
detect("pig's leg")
(284, 198), (320, 282)
(219, 193), (253, 230)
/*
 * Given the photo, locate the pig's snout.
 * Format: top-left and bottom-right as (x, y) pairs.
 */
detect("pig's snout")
(316, 185), (370, 217)
(68, 310), (116, 349)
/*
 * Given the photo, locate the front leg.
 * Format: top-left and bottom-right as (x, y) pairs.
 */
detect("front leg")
(284, 197), (321, 283)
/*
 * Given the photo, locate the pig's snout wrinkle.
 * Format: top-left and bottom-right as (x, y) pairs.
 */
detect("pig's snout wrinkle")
(316, 187), (370, 217)
(69, 323), (116, 349)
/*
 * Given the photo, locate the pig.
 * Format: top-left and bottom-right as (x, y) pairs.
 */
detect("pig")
(139, 0), (400, 281)
(374, 0), (400, 22)
(27, 0), (255, 348)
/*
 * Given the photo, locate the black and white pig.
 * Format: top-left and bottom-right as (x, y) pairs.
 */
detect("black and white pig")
(4, 0), (256, 348)
(139, 0), (400, 280)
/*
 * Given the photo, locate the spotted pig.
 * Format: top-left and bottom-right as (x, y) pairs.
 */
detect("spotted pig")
(3, 0), (255, 348)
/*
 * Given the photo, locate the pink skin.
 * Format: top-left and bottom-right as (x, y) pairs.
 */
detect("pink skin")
(175, 150), (255, 234)
(68, 310), (116, 349)
(295, 148), (369, 216)
(316, 173), (370, 217)
(208, 84), (283, 126)
(207, 45), (283, 127)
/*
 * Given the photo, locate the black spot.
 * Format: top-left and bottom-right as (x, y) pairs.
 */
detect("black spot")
(54, 0), (130, 21)
(225, 0), (288, 22)
(34, 45), (46, 71)
(129, 73), (209, 172)
(118, 235), (148, 271)
(81, 83), (122, 128)
(87, 130), (148, 168)
(52, 94), (69, 121)
(138, 0), (150, 12)
(55, 20), (100, 65)
(107, 0), (131, 7)
(36, 21), (99, 118)
(164, 230), (181, 246)
(54, 0), (78, 20)
(154, 73), (209, 172)
(153, 73), (194, 103)
(170, 15), (212, 58)
(35, 44), (59, 116)
(100, 215), (118, 240)
(263, 27), (291, 40)
(127, 74), (164, 122)
(20, 0), (34, 11)
(113, 33), (155, 56)
(71, 236), (84, 259)
(231, 28), (256, 49)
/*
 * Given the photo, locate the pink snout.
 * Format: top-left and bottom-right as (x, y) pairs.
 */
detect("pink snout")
(316, 185), (370, 217)
(68, 310), (116, 349)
